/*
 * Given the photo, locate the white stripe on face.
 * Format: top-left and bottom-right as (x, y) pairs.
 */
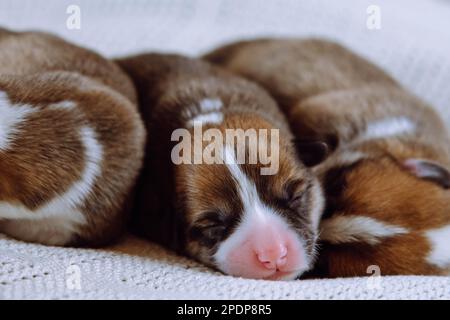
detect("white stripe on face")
(426, 224), (450, 269)
(320, 215), (409, 245)
(221, 145), (270, 221)
(0, 91), (35, 151)
(213, 146), (308, 276)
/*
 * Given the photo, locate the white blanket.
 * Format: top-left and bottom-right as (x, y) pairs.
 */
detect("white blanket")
(0, 0), (449, 299)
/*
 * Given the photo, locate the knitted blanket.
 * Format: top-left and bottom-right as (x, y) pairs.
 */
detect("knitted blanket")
(0, 0), (449, 299)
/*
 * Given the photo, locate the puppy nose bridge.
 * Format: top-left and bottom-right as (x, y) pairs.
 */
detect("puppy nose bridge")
(256, 243), (288, 270)
(252, 224), (289, 270)
(220, 212), (307, 279)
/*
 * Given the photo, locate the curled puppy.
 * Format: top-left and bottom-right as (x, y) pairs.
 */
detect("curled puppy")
(116, 54), (325, 280)
(205, 38), (450, 276)
(0, 28), (145, 246)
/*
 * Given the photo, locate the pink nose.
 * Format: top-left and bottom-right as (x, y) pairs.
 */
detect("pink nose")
(256, 244), (288, 270)
(219, 219), (307, 279)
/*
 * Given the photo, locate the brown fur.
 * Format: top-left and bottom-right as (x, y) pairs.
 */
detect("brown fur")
(116, 53), (323, 272)
(205, 38), (450, 277)
(0, 28), (145, 246)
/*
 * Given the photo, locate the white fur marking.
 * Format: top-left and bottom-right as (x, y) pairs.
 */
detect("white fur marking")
(426, 225), (450, 268)
(315, 150), (367, 177)
(45, 126), (103, 211)
(186, 98), (224, 127)
(320, 215), (409, 245)
(213, 147), (309, 277)
(0, 91), (35, 151)
(0, 124), (103, 244)
(222, 146), (259, 214)
(48, 100), (77, 111)
(188, 112), (223, 126)
(214, 147), (273, 265)
(310, 180), (325, 231)
(0, 217), (80, 246)
(360, 117), (416, 141)
(199, 98), (222, 112)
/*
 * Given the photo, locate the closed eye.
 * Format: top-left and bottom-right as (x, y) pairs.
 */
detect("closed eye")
(200, 225), (227, 242)
(289, 194), (305, 209)
(284, 179), (307, 208)
(194, 211), (224, 227)
(189, 211), (230, 247)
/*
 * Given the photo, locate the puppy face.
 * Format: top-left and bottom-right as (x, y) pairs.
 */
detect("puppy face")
(174, 114), (324, 280)
(317, 154), (450, 276)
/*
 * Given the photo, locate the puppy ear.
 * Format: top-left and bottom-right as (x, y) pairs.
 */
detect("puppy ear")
(403, 159), (450, 189)
(293, 139), (330, 167)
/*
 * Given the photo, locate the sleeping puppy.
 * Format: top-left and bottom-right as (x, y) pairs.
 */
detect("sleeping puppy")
(0, 28), (145, 246)
(116, 54), (325, 280)
(205, 38), (450, 276)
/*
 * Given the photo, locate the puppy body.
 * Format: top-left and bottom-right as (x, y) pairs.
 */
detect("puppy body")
(0, 29), (145, 246)
(117, 54), (325, 280)
(205, 38), (450, 276)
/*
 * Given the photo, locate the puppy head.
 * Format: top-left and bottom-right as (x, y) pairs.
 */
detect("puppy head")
(321, 154), (450, 223)
(317, 150), (450, 275)
(173, 113), (324, 280)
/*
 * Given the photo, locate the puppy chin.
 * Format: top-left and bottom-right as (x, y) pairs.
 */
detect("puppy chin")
(264, 269), (306, 281)
(215, 261), (310, 281)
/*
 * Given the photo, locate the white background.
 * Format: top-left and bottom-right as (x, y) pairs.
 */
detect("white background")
(0, 0), (450, 123)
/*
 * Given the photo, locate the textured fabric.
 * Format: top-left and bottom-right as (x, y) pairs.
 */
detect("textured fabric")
(0, 0), (450, 299)
(1, 235), (449, 300)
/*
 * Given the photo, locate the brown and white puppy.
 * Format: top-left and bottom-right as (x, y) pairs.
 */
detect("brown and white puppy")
(0, 28), (145, 246)
(205, 38), (450, 277)
(117, 53), (325, 280)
